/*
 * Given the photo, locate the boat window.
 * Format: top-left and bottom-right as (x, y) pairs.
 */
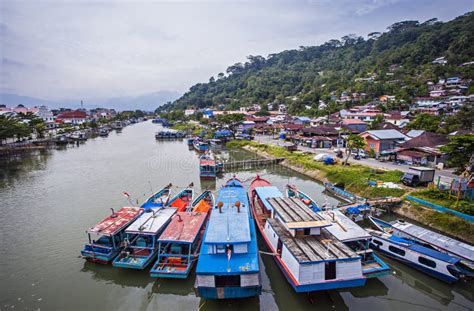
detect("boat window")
(325, 262), (337, 280)
(304, 228), (311, 235)
(372, 239), (383, 246)
(388, 245), (405, 256)
(216, 244), (225, 254)
(215, 275), (241, 287)
(418, 257), (436, 268)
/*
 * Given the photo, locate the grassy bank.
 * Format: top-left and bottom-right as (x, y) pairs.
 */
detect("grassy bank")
(411, 189), (474, 216)
(395, 204), (474, 244)
(171, 123), (202, 135)
(227, 140), (405, 198)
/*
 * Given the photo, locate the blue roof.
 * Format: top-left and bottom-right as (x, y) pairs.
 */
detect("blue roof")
(408, 244), (460, 264)
(254, 186), (283, 211)
(197, 178), (260, 274)
(296, 116), (311, 122)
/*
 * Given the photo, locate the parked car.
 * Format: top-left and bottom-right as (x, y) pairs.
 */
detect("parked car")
(351, 149), (367, 158)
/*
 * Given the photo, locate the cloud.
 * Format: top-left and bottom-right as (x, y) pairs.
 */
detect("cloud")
(0, 0), (472, 101)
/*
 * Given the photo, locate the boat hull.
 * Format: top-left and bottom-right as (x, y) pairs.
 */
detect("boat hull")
(196, 285), (262, 299)
(112, 251), (157, 270)
(81, 249), (120, 264)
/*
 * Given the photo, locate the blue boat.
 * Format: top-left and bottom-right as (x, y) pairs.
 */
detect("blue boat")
(367, 227), (470, 283)
(199, 153), (223, 179)
(286, 184), (320, 212)
(193, 139), (210, 153)
(150, 191), (214, 278)
(81, 207), (143, 264)
(195, 177), (262, 299)
(141, 184), (172, 209)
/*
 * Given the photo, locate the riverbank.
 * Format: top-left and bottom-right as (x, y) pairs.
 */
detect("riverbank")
(228, 140), (406, 198)
(228, 139), (474, 243)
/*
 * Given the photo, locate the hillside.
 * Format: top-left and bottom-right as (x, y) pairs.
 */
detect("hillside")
(161, 12), (474, 115)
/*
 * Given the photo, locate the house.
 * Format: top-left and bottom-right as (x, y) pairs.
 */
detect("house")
(278, 104), (287, 114)
(343, 112), (383, 123)
(445, 77), (461, 87)
(379, 95), (396, 102)
(35, 106), (56, 130)
(240, 121), (255, 130)
(429, 90), (446, 97)
(184, 109), (196, 116)
(411, 99), (447, 115)
(293, 116), (311, 125)
(385, 113), (410, 128)
(432, 56), (447, 65)
(359, 130), (408, 155)
(397, 132), (449, 166)
(202, 108), (214, 119)
(405, 130), (425, 138)
(302, 125), (343, 147)
(341, 119), (367, 133)
(56, 110), (88, 125)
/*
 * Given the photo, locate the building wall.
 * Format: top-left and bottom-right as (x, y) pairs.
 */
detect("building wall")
(364, 137), (380, 153)
(299, 262), (324, 284)
(336, 260), (362, 279)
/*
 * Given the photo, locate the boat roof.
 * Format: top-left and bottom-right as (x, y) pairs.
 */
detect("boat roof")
(87, 207), (142, 236)
(200, 160), (216, 166)
(254, 186), (283, 211)
(125, 208), (176, 235)
(318, 210), (371, 242)
(392, 220), (474, 262)
(204, 179), (251, 245)
(407, 243), (460, 264)
(158, 212), (208, 243)
(267, 197), (331, 229)
(268, 218), (359, 263)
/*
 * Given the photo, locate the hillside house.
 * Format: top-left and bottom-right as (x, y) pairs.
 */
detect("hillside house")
(359, 130), (408, 155)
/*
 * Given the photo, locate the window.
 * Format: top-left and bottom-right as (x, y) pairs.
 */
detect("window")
(216, 245), (225, 254)
(304, 228), (311, 235)
(389, 245), (406, 256)
(370, 143), (375, 149)
(372, 239), (383, 246)
(418, 257), (436, 268)
(215, 275), (241, 287)
(325, 262), (336, 280)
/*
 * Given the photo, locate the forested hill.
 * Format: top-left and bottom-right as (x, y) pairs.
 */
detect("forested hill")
(160, 12), (474, 115)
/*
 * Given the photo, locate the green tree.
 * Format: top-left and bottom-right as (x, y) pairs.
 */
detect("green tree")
(406, 114), (441, 132)
(440, 135), (474, 172)
(344, 134), (367, 165)
(369, 114), (384, 130)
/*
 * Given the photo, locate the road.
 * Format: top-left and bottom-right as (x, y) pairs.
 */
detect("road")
(254, 135), (457, 184)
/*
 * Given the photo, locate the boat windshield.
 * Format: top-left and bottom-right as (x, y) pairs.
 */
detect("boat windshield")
(126, 234), (155, 248)
(91, 235), (120, 248)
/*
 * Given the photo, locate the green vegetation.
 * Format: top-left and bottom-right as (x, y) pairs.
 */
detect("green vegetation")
(440, 134), (474, 172)
(344, 134), (366, 165)
(160, 12), (474, 121)
(406, 113), (441, 132)
(227, 140), (405, 198)
(0, 113), (46, 143)
(171, 122), (203, 136)
(412, 189), (474, 216)
(397, 204), (474, 244)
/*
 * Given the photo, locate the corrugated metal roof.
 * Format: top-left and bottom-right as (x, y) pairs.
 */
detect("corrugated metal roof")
(365, 129), (407, 140)
(126, 207), (176, 235)
(87, 207), (142, 236)
(318, 210), (371, 242)
(158, 212), (207, 243)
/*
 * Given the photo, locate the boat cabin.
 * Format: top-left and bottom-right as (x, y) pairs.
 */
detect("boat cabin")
(81, 207), (142, 264)
(151, 212), (208, 278)
(264, 197), (365, 292)
(112, 207), (176, 269)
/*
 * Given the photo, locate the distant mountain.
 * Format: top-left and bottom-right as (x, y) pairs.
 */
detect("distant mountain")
(0, 90), (181, 111)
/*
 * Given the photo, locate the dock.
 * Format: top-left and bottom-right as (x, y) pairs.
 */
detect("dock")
(222, 157), (285, 171)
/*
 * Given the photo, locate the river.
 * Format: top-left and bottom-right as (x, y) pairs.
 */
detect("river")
(0, 121), (472, 311)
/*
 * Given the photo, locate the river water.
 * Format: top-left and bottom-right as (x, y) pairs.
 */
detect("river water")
(0, 121), (472, 311)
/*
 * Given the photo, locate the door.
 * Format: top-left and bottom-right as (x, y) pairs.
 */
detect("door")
(277, 239), (283, 256)
(325, 261), (336, 280)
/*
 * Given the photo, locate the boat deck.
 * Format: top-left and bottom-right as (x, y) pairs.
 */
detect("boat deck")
(268, 218), (359, 263)
(267, 197), (330, 229)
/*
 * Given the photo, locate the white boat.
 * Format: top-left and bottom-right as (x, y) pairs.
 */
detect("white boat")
(369, 216), (474, 269)
(367, 228), (470, 283)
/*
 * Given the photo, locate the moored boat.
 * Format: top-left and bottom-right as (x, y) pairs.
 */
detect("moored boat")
(81, 207), (143, 264)
(369, 216), (474, 271)
(367, 228), (470, 283)
(99, 128), (109, 137)
(286, 184), (320, 212)
(199, 153), (222, 179)
(112, 207), (176, 269)
(150, 191), (214, 278)
(155, 130), (185, 139)
(193, 139), (209, 153)
(250, 176), (366, 292)
(318, 210), (390, 278)
(140, 184), (172, 209)
(167, 183), (194, 212)
(195, 177), (262, 299)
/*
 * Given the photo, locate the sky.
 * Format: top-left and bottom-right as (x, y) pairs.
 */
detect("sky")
(0, 0), (472, 101)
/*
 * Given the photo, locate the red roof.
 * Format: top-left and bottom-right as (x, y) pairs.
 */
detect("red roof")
(158, 212), (208, 243)
(200, 160), (216, 166)
(342, 119), (366, 125)
(57, 110), (88, 119)
(87, 207), (142, 236)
